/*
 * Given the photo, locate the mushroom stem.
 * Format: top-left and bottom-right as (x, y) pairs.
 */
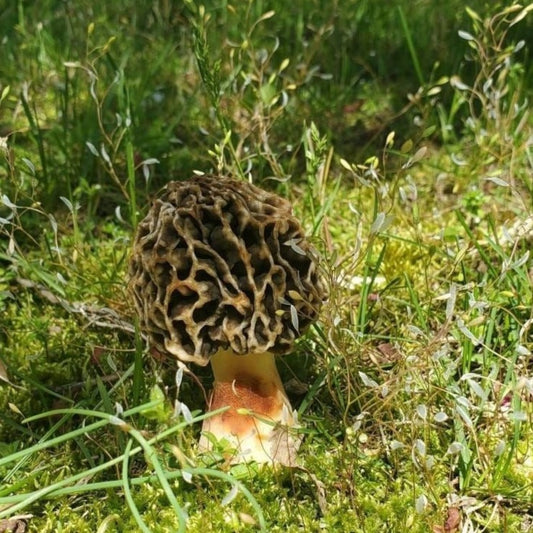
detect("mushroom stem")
(199, 350), (300, 465)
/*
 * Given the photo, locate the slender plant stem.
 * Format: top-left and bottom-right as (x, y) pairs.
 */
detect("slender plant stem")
(398, 6), (425, 87)
(122, 438), (152, 533)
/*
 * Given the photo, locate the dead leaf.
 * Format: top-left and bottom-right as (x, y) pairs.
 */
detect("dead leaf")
(238, 513), (257, 526)
(432, 506), (461, 533)
(284, 378), (309, 395)
(369, 343), (401, 366)
(444, 507), (461, 532)
(0, 515), (31, 533)
(0, 359), (19, 388)
(149, 346), (168, 362)
(91, 345), (106, 365)
(8, 403), (24, 417)
(377, 343), (401, 362)
(343, 99), (365, 113)
(0, 359), (9, 383)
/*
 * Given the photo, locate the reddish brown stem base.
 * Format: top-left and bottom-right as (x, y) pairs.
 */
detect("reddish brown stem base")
(199, 350), (300, 465)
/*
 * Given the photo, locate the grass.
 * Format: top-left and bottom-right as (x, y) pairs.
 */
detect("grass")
(1, 1), (532, 532)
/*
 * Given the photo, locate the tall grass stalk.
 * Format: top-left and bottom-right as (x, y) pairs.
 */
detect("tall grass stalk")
(397, 6), (425, 87)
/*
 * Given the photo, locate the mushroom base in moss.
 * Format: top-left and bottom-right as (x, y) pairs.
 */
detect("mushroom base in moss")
(198, 350), (301, 465)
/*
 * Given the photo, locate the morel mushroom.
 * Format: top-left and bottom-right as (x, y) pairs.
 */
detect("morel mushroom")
(129, 175), (324, 465)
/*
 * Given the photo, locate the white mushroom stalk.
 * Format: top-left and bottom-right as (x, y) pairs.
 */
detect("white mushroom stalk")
(200, 350), (299, 465)
(129, 175), (324, 465)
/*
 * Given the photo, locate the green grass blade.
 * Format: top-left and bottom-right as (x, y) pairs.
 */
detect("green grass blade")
(0, 401), (161, 468)
(397, 5), (425, 87)
(122, 438), (152, 533)
(128, 428), (187, 532)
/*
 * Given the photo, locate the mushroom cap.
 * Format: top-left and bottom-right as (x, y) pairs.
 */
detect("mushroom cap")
(129, 175), (324, 365)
